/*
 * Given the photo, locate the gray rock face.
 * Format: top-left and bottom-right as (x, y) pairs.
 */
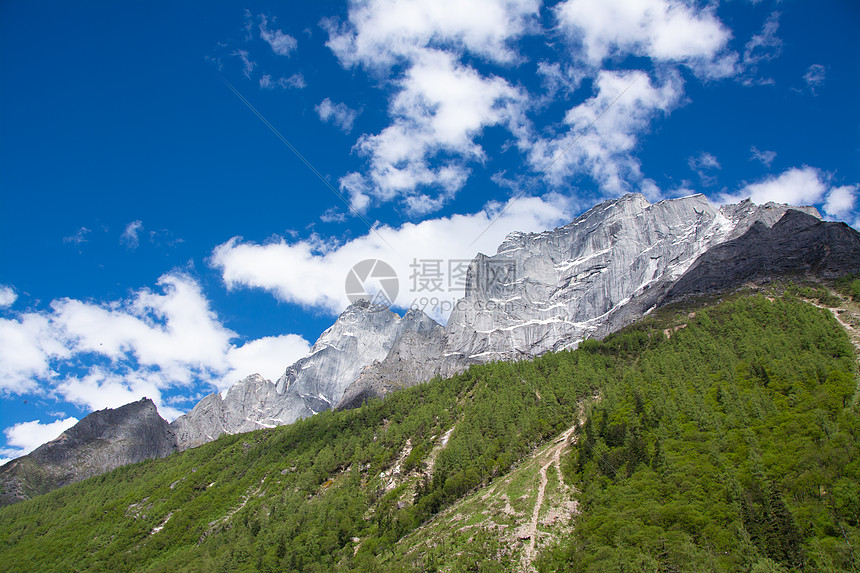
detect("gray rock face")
(1, 398), (177, 506)
(441, 194), (821, 361)
(664, 209), (860, 302)
(335, 321), (464, 410)
(170, 300), (442, 450)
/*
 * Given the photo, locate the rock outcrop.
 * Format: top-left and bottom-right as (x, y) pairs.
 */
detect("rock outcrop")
(441, 194), (820, 361)
(664, 209), (860, 302)
(335, 194), (826, 407)
(170, 299), (442, 450)
(335, 322), (463, 410)
(0, 398), (177, 506)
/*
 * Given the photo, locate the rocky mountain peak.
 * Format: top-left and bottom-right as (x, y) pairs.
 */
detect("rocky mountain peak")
(664, 209), (860, 302)
(1, 398), (177, 506)
(443, 194), (822, 361)
(170, 302), (443, 450)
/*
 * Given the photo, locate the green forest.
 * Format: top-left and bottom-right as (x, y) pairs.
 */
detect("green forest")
(0, 287), (857, 572)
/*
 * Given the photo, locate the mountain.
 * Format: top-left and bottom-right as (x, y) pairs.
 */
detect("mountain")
(336, 194), (824, 407)
(0, 398), (176, 506)
(1, 291), (857, 571)
(334, 317), (459, 410)
(2, 193), (855, 504)
(441, 193), (820, 362)
(170, 299), (441, 450)
(664, 209), (860, 302)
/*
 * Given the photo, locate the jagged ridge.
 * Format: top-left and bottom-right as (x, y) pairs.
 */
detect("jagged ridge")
(0, 398), (176, 506)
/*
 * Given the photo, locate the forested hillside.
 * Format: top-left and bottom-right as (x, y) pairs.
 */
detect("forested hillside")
(0, 286), (857, 572)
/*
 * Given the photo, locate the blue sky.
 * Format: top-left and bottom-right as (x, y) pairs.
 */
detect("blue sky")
(1, 0), (858, 462)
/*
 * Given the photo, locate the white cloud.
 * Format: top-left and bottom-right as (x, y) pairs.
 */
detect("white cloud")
(259, 15), (298, 56)
(320, 207), (347, 223)
(211, 193), (573, 322)
(524, 69), (683, 195)
(743, 12), (782, 65)
(323, 0), (737, 214)
(689, 152), (720, 171)
(0, 417), (79, 462)
(340, 49), (527, 214)
(316, 98), (359, 133)
(688, 151), (721, 186)
(803, 64), (825, 94)
(327, 0), (540, 69)
(57, 368), (183, 421)
(823, 185), (858, 219)
(0, 285), (16, 308)
(51, 275), (235, 376)
(232, 49), (256, 78)
(750, 146), (776, 167)
(719, 167), (858, 223)
(0, 274), (311, 417)
(259, 73), (306, 90)
(536, 61), (586, 98)
(721, 167), (826, 206)
(327, 0), (538, 215)
(554, 0), (731, 70)
(224, 334), (310, 386)
(120, 220), (143, 249)
(0, 313), (70, 394)
(63, 227), (91, 249)
(738, 12), (782, 85)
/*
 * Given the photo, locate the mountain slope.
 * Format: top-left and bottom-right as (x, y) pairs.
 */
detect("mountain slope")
(0, 290), (857, 571)
(338, 194), (825, 407)
(442, 194), (820, 362)
(664, 210), (860, 302)
(170, 300), (441, 450)
(0, 398), (176, 507)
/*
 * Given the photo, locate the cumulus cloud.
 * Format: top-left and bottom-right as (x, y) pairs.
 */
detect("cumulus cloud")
(340, 49), (526, 214)
(0, 417), (79, 463)
(316, 98), (359, 133)
(327, 0), (538, 215)
(224, 334), (311, 384)
(211, 193), (573, 322)
(823, 185), (858, 219)
(0, 285), (16, 308)
(321, 0), (743, 213)
(0, 312), (70, 394)
(327, 0), (540, 69)
(0, 274), (311, 417)
(120, 220), (143, 249)
(259, 15), (298, 56)
(524, 69), (683, 196)
(719, 167), (858, 222)
(554, 0), (731, 73)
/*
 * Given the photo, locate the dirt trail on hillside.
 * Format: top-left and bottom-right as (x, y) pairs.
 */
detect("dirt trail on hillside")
(519, 399), (592, 573)
(519, 426), (574, 570)
(808, 294), (860, 355)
